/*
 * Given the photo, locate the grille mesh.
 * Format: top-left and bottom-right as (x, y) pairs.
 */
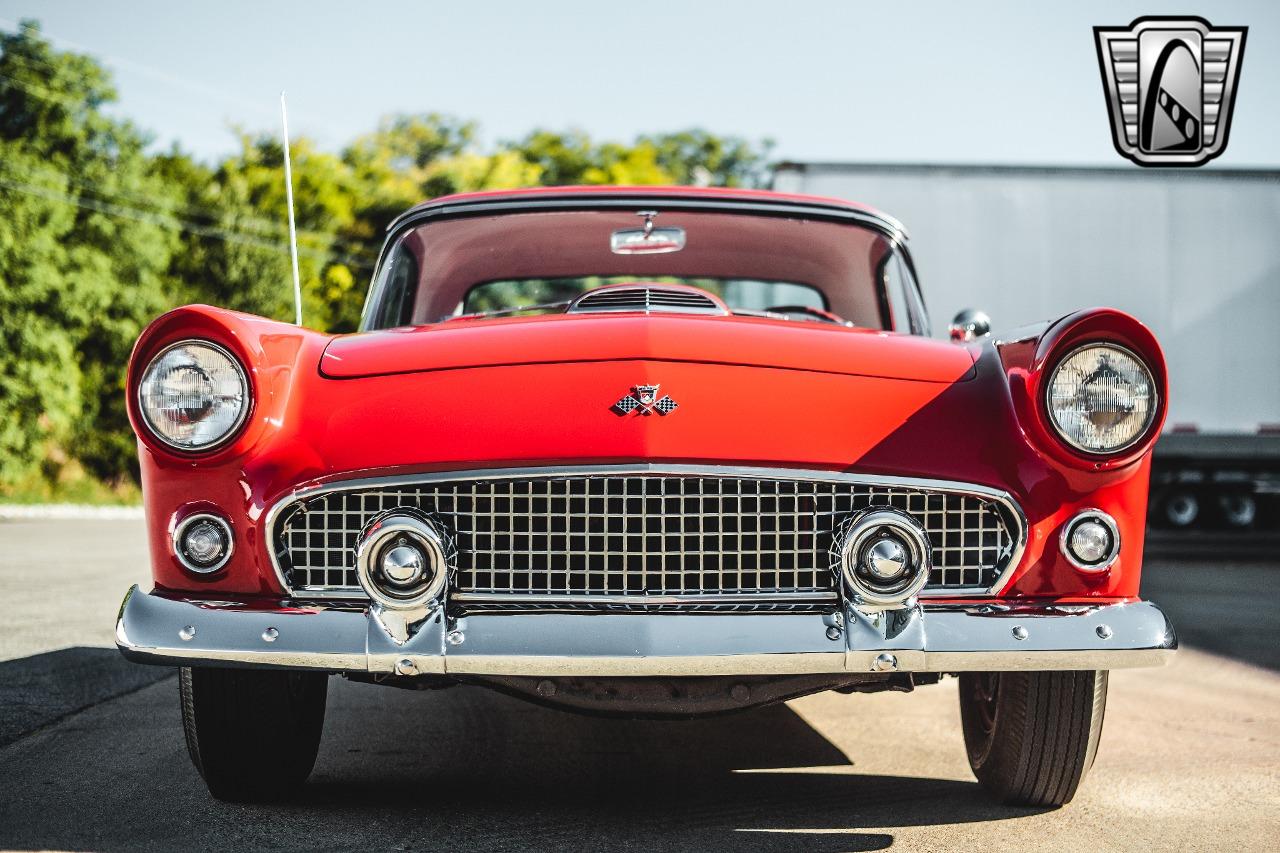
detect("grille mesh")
(274, 473), (1017, 603)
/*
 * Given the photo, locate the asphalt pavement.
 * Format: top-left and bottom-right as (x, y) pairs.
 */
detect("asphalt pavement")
(1, 518), (1277, 852)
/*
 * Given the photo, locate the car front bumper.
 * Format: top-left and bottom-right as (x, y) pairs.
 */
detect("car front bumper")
(115, 586), (1176, 676)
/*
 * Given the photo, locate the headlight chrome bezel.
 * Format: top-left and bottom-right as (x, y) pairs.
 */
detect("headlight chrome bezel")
(137, 338), (251, 453)
(1043, 342), (1159, 457)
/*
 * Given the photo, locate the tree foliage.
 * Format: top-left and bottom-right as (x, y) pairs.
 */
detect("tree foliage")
(0, 20), (178, 485)
(0, 20), (773, 493)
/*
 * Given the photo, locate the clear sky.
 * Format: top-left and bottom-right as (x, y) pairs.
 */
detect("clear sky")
(0, 0), (1275, 167)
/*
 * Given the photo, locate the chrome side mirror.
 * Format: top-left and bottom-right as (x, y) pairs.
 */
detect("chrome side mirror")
(948, 309), (991, 343)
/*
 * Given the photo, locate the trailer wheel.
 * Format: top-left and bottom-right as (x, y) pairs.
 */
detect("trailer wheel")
(1217, 492), (1257, 528)
(1162, 491), (1199, 528)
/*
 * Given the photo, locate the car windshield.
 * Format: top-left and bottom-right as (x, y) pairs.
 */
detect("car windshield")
(364, 208), (926, 333)
(462, 277), (825, 315)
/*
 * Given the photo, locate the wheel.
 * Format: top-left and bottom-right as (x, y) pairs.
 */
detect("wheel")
(1162, 491), (1199, 528)
(958, 670), (1107, 807)
(1217, 492), (1257, 528)
(179, 666), (328, 802)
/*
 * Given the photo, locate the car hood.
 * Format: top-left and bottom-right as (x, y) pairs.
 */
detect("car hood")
(319, 315), (976, 383)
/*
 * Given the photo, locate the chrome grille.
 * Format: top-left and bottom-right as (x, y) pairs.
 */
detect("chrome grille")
(272, 469), (1020, 604)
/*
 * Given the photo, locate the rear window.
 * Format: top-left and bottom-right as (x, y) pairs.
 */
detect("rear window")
(463, 277), (825, 315)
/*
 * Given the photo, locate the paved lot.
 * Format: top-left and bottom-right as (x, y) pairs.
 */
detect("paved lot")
(1, 519), (1277, 852)
(0, 518), (150, 661)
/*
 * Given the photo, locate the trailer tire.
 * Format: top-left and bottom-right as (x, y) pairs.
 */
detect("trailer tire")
(1217, 492), (1257, 528)
(1161, 491), (1199, 528)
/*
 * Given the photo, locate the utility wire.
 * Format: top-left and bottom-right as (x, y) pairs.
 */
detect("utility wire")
(0, 17), (278, 117)
(0, 69), (383, 261)
(0, 174), (376, 271)
(0, 17), (352, 140)
(12, 159), (380, 258)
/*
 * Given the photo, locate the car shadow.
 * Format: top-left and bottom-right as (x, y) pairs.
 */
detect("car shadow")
(272, 680), (1047, 851)
(0, 646), (172, 747)
(0, 663), (1051, 852)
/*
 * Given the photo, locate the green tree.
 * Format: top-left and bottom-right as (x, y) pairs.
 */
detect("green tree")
(503, 129), (672, 185)
(640, 129), (775, 187)
(162, 133), (375, 333)
(0, 19), (775, 495)
(0, 20), (178, 486)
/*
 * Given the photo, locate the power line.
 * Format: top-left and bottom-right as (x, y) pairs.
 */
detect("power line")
(0, 142), (382, 263)
(0, 174), (377, 271)
(0, 16), (352, 141)
(0, 66), (385, 262)
(51, 161), (378, 258)
(0, 68), (94, 109)
(0, 16), (275, 117)
(0, 163), (380, 268)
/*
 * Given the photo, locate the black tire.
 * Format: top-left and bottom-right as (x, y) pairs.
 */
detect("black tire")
(1161, 491), (1199, 528)
(958, 670), (1107, 807)
(179, 666), (328, 802)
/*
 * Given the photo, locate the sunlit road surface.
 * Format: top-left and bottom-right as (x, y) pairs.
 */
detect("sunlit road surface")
(1, 519), (1277, 852)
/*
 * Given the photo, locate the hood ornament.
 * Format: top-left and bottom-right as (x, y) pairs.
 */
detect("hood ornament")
(613, 384), (678, 416)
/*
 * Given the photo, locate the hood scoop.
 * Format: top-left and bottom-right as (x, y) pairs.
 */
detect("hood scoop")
(568, 283), (728, 316)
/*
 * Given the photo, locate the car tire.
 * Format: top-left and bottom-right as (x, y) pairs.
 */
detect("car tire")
(958, 670), (1107, 807)
(179, 666), (328, 802)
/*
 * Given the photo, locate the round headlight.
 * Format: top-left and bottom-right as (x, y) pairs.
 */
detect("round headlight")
(1046, 344), (1156, 454)
(138, 340), (249, 451)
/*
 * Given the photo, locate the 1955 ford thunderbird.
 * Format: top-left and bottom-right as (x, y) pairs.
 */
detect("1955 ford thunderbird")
(115, 185), (1176, 805)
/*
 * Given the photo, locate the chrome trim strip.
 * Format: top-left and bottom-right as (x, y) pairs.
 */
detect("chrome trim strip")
(451, 591), (839, 606)
(264, 464), (1029, 601)
(116, 586), (1176, 675)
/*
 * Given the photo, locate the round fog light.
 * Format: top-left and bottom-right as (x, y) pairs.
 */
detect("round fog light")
(356, 510), (454, 609)
(835, 507), (932, 607)
(174, 513), (233, 574)
(1061, 510), (1120, 573)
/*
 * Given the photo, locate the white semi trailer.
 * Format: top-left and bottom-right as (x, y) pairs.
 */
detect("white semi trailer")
(774, 162), (1280, 532)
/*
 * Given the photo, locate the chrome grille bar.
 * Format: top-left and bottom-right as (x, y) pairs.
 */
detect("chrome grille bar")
(269, 466), (1025, 605)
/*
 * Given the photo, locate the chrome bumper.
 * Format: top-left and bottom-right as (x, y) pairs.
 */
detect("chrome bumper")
(115, 586), (1176, 676)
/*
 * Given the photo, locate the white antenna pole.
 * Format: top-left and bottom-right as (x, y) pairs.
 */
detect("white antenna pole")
(280, 91), (303, 326)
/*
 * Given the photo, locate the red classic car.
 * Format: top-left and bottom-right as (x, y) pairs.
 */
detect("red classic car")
(116, 185), (1175, 806)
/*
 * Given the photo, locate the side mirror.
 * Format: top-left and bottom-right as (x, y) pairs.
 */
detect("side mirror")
(949, 309), (991, 343)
